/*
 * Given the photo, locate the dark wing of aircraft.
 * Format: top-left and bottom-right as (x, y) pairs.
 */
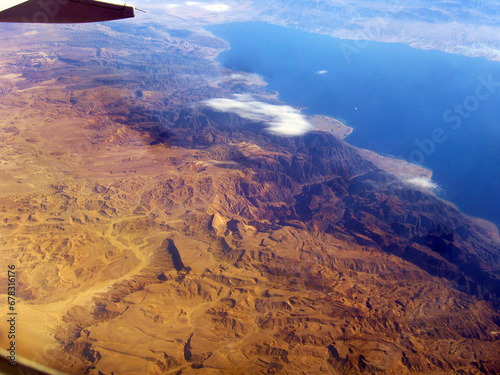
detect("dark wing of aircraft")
(0, 0), (135, 23)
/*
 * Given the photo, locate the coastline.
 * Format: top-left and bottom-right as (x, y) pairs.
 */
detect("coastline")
(309, 115), (433, 180)
(206, 25), (500, 239)
(310, 114), (499, 239)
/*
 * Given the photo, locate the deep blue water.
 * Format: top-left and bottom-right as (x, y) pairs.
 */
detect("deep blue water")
(208, 21), (500, 229)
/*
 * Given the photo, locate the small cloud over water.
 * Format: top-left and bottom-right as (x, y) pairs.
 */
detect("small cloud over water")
(204, 94), (313, 136)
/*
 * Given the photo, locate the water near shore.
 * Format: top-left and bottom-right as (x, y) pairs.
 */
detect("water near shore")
(208, 21), (500, 228)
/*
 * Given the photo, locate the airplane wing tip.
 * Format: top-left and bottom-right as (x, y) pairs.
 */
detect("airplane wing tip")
(0, 0), (136, 24)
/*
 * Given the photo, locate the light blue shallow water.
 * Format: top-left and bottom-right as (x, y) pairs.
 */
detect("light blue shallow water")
(208, 21), (500, 229)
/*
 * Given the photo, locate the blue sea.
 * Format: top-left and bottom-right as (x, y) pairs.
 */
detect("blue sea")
(208, 21), (500, 229)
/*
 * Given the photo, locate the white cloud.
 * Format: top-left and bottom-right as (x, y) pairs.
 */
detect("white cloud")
(229, 73), (245, 80)
(204, 94), (313, 136)
(200, 3), (231, 12)
(161, 1), (231, 13)
(316, 70), (328, 75)
(405, 177), (439, 190)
